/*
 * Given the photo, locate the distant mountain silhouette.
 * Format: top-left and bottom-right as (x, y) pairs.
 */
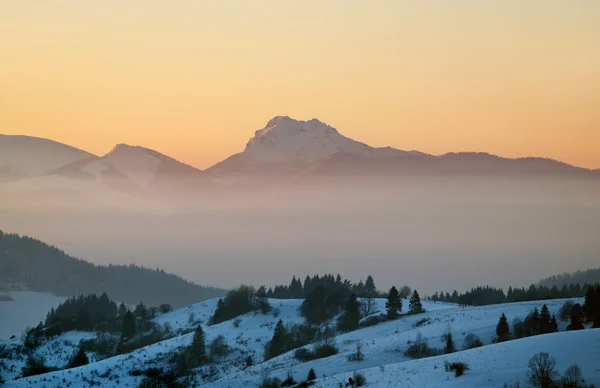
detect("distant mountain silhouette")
(2, 116), (598, 198)
(0, 230), (226, 307)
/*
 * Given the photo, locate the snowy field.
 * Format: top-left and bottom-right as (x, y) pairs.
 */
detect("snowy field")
(2, 297), (598, 388)
(0, 292), (66, 340)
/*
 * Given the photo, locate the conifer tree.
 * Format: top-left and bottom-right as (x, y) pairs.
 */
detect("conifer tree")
(118, 302), (127, 318)
(496, 313), (510, 341)
(190, 325), (206, 364)
(567, 304), (584, 331)
(385, 286), (402, 319)
(121, 310), (136, 339)
(583, 285), (597, 323)
(442, 329), (455, 354)
(268, 320), (289, 359)
(307, 368), (316, 381)
(338, 293), (360, 332)
(550, 315), (558, 333)
(539, 304), (552, 334)
(409, 290), (423, 314)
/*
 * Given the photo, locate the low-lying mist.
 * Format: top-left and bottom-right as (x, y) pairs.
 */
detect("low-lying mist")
(2, 177), (599, 295)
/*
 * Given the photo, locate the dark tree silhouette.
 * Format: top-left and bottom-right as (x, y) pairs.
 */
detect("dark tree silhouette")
(496, 313), (510, 341)
(121, 310), (136, 339)
(385, 286), (402, 319)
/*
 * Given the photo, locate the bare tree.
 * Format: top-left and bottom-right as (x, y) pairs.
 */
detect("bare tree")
(527, 352), (558, 388)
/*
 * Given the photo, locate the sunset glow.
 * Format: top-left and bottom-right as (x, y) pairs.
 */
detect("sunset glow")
(1, 1), (599, 169)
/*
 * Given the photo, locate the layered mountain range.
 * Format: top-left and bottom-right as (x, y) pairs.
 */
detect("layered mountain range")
(1, 116), (598, 203)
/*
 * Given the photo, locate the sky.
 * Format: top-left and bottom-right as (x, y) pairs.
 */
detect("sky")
(1, 1), (599, 170)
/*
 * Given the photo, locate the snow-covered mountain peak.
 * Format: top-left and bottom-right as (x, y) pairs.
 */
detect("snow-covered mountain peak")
(242, 116), (372, 164)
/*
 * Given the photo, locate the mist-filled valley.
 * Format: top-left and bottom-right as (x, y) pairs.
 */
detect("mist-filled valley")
(2, 177), (598, 294)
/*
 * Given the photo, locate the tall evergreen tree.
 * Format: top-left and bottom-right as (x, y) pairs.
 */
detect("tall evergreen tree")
(385, 286), (402, 319)
(133, 301), (147, 320)
(189, 325), (206, 364)
(117, 302), (127, 318)
(307, 368), (316, 381)
(496, 313), (510, 341)
(583, 285), (597, 323)
(539, 304), (552, 334)
(409, 290), (423, 314)
(121, 310), (136, 339)
(550, 315), (558, 333)
(567, 304), (584, 331)
(442, 329), (455, 354)
(268, 320), (289, 359)
(338, 293), (360, 332)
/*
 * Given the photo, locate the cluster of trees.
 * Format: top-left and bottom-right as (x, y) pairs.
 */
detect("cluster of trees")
(0, 230), (225, 307)
(431, 283), (592, 307)
(265, 274), (411, 301)
(497, 305), (559, 342)
(44, 293), (119, 331)
(210, 285), (271, 325)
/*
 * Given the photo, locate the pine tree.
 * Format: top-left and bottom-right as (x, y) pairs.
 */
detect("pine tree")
(496, 313), (510, 341)
(583, 285), (597, 323)
(134, 301), (147, 320)
(190, 325), (206, 363)
(211, 298), (229, 324)
(338, 293), (360, 332)
(307, 368), (316, 381)
(442, 329), (455, 354)
(69, 347), (89, 368)
(268, 320), (289, 359)
(121, 310), (136, 339)
(385, 286), (402, 319)
(539, 304), (552, 334)
(409, 290), (423, 314)
(550, 315), (558, 333)
(567, 304), (584, 331)
(118, 302), (127, 318)
(593, 309), (600, 329)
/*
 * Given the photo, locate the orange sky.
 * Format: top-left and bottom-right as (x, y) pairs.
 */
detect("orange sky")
(1, 1), (599, 169)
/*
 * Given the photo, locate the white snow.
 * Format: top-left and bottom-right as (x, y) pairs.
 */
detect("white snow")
(242, 116), (419, 164)
(2, 297), (598, 388)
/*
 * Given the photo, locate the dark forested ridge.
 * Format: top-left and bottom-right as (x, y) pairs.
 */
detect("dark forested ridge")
(538, 267), (600, 288)
(0, 230), (226, 307)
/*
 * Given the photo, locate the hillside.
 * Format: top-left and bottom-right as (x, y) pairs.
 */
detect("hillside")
(0, 231), (226, 307)
(1, 296), (598, 387)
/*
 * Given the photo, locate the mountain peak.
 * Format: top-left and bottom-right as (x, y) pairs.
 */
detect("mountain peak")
(241, 116), (365, 164)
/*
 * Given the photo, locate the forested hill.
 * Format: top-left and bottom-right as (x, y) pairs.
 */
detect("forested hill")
(538, 267), (600, 288)
(0, 231), (226, 307)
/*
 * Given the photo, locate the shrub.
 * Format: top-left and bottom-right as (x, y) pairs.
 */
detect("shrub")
(21, 356), (56, 378)
(527, 352), (558, 388)
(360, 315), (385, 328)
(352, 372), (367, 387)
(281, 372), (297, 387)
(405, 333), (439, 359)
(233, 318), (242, 328)
(209, 335), (230, 359)
(512, 318), (526, 339)
(259, 376), (282, 388)
(294, 344), (338, 362)
(444, 361), (469, 377)
(463, 333), (484, 350)
(68, 347), (89, 368)
(347, 342), (364, 362)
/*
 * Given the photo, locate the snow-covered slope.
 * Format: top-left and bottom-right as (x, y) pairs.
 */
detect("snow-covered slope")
(0, 135), (93, 178)
(3, 296), (597, 388)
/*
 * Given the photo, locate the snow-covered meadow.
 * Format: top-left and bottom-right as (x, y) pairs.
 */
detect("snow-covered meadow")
(1, 297), (598, 388)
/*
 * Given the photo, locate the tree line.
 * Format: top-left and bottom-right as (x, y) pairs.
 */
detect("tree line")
(431, 283), (591, 306)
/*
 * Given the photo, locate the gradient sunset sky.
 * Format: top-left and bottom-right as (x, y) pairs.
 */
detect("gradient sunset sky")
(1, 1), (599, 169)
